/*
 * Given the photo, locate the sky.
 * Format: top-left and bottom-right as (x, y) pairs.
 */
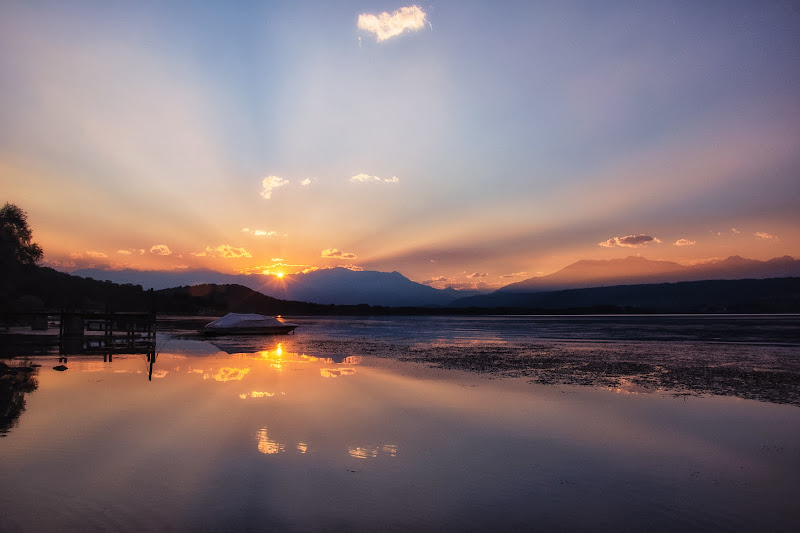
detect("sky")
(1, 0), (799, 290)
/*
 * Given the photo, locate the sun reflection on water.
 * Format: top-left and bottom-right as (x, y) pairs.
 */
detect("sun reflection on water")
(239, 391), (284, 399)
(256, 428), (286, 455)
(348, 444), (399, 459)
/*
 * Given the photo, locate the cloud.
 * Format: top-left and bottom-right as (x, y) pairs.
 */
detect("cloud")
(468, 272), (487, 278)
(321, 248), (357, 259)
(150, 244), (172, 255)
(357, 5), (428, 42)
(447, 281), (492, 291)
(200, 245), (253, 259)
(242, 228), (286, 237)
(730, 228), (741, 234)
(755, 231), (778, 240)
(260, 175), (289, 199)
(86, 250), (108, 258)
(500, 272), (529, 279)
(598, 234), (662, 248)
(674, 239), (696, 247)
(300, 178), (314, 187)
(117, 249), (133, 255)
(422, 276), (451, 285)
(350, 173), (399, 184)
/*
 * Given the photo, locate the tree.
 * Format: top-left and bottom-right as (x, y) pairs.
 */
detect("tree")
(0, 203), (43, 270)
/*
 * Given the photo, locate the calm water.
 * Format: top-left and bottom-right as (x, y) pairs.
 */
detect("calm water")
(1, 315), (799, 531)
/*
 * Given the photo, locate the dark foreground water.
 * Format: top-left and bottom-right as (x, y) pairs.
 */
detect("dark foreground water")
(1, 315), (799, 531)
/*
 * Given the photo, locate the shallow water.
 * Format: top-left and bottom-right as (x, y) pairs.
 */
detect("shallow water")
(1, 315), (799, 531)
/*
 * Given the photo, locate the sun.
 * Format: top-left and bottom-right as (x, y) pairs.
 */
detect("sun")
(275, 272), (284, 279)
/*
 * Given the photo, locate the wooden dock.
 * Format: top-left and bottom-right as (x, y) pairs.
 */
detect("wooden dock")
(0, 310), (156, 356)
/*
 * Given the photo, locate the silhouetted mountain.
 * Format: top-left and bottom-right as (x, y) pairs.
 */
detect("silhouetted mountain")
(72, 268), (243, 291)
(451, 277), (800, 313)
(5, 264), (799, 316)
(73, 267), (483, 307)
(3, 265), (151, 312)
(155, 284), (364, 315)
(496, 255), (800, 294)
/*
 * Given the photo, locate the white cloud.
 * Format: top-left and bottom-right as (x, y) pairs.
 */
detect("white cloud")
(755, 231), (778, 240)
(358, 5), (428, 42)
(350, 173), (381, 183)
(242, 228), (286, 237)
(150, 244), (172, 256)
(300, 178), (313, 187)
(260, 175), (289, 199)
(674, 239), (696, 246)
(321, 248), (357, 259)
(598, 234), (662, 248)
(350, 174), (399, 184)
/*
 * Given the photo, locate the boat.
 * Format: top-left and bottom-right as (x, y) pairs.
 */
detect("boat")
(201, 313), (298, 336)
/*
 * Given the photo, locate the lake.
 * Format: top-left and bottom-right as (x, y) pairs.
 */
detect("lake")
(1, 315), (799, 531)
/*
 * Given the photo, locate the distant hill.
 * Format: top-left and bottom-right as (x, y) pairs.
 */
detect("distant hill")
(451, 277), (800, 313)
(72, 267), (484, 307)
(496, 255), (800, 294)
(155, 284), (370, 316)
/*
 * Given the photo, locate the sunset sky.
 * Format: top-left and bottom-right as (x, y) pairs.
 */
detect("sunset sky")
(2, 1), (798, 289)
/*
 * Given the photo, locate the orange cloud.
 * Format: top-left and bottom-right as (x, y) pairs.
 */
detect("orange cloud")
(500, 272), (529, 279)
(674, 239), (696, 246)
(321, 248), (357, 259)
(150, 244), (172, 255)
(755, 231), (778, 240)
(200, 245), (252, 258)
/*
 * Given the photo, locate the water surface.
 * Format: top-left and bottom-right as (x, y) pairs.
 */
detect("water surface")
(1, 315), (798, 531)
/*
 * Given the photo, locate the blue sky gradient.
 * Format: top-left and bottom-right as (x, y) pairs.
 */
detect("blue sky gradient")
(2, 1), (798, 288)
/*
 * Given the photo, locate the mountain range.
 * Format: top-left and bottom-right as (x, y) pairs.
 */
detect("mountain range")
(71, 267), (483, 307)
(72, 255), (800, 308)
(498, 255), (800, 292)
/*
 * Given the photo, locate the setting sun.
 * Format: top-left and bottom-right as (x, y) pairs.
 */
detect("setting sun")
(276, 272), (284, 279)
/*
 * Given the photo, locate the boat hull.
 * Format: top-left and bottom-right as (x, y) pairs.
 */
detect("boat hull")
(202, 325), (298, 336)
